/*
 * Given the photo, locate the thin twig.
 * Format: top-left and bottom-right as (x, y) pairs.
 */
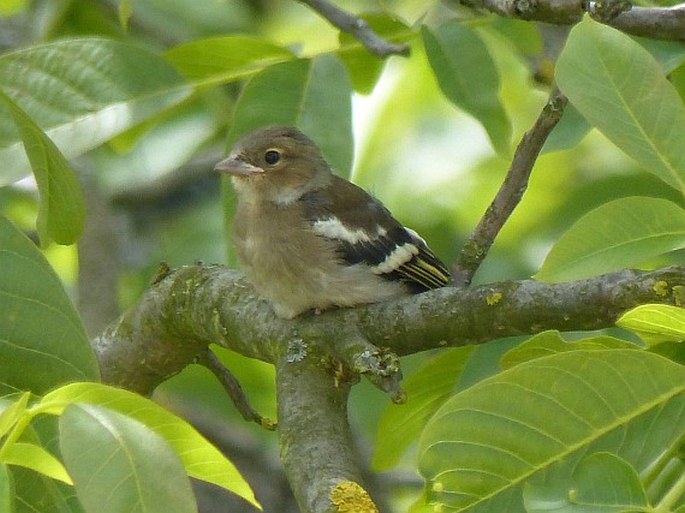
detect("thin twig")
(297, 0), (410, 57)
(199, 349), (277, 430)
(453, 88), (567, 286)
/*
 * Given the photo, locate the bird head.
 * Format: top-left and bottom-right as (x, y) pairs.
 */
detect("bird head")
(215, 126), (331, 204)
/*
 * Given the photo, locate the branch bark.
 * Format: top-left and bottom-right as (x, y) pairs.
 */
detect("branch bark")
(297, 0), (410, 57)
(445, 0), (685, 42)
(93, 263), (685, 512)
(453, 89), (567, 286)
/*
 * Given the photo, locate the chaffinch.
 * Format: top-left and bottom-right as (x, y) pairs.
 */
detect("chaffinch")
(215, 125), (451, 319)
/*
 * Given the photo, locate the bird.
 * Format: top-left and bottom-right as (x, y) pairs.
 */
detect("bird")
(214, 125), (451, 319)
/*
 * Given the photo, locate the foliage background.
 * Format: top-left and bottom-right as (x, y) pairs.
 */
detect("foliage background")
(0, 0), (684, 512)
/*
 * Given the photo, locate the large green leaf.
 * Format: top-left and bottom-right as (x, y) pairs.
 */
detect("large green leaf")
(418, 350), (685, 512)
(556, 18), (685, 193)
(227, 56), (354, 177)
(59, 404), (197, 513)
(165, 35), (294, 86)
(372, 346), (475, 470)
(421, 21), (511, 156)
(41, 382), (260, 509)
(0, 216), (99, 395)
(524, 452), (650, 512)
(0, 37), (191, 186)
(536, 197), (685, 282)
(0, 89), (84, 245)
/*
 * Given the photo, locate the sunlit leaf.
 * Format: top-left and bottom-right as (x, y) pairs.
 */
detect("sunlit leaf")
(165, 35), (294, 86)
(556, 18), (685, 193)
(1, 443), (72, 485)
(0, 0), (26, 16)
(0, 89), (84, 245)
(617, 303), (685, 345)
(60, 404), (197, 513)
(418, 350), (685, 512)
(42, 382), (260, 509)
(0, 216), (98, 395)
(0, 37), (191, 186)
(536, 197), (685, 282)
(500, 330), (637, 369)
(0, 393), (29, 439)
(421, 21), (511, 156)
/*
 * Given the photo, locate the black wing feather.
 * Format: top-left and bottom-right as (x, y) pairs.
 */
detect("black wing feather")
(301, 179), (451, 291)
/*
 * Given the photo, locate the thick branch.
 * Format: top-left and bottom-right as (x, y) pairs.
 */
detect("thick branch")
(602, 4), (685, 41)
(453, 89), (567, 285)
(446, 0), (685, 42)
(93, 264), (685, 513)
(94, 264), (685, 394)
(276, 354), (364, 513)
(297, 0), (410, 57)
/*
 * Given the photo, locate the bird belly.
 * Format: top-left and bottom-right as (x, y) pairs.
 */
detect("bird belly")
(235, 226), (406, 318)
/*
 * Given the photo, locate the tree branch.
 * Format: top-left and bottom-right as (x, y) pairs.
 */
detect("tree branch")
(276, 354), (367, 513)
(93, 264), (685, 512)
(453, 89), (567, 286)
(297, 0), (410, 57)
(95, 264), (685, 393)
(446, 0), (685, 42)
(198, 349), (277, 430)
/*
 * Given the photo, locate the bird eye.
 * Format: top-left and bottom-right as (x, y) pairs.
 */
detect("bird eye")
(264, 149), (281, 165)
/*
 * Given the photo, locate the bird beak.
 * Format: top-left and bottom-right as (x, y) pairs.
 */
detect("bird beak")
(214, 156), (264, 177)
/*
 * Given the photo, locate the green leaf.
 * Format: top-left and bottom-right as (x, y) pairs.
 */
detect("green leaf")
(0, 216), (99, 395)
(59, 404), (197, 513)
(421, 21), (511, 156)
(634, 35), (685, 74)
(617, 304), (685, 345)
(228, 56), (354, 177)
(500, 331), (637, 369)
(536, 197), (685, 282)
(0, 393), (30, 438)
(0, 464), (13, 513)
(556, 18), (685, 193)
(2, 443), (71, 485)
(41, 382), (260, 509)
(372, 346), (476, 470)
(11, 464), (75, 513)
(0, 89), (84, 245)
(337, 13), (414, 94)
(165, 35), (294, 86)
(524, 452), (649, 512)
(542, 103), (591, 153)
(0, 0), (26, 16)
(0, 37), (191, 186)
(418, 350), (685, 512)
(118, 0), (132, 29)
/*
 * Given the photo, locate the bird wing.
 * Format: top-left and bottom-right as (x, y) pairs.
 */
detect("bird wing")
(301, 177), (451, 291)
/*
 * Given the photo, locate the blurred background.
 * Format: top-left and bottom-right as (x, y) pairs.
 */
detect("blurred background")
(1, 1), (678, 511)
